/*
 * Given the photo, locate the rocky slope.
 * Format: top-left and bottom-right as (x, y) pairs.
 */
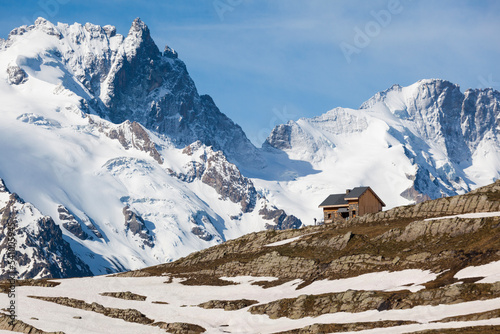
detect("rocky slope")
(0, 179), (92, 279)
(0, 181), (498, 333)
(123, 181), (500, 282)
(116, 180), (499, 332)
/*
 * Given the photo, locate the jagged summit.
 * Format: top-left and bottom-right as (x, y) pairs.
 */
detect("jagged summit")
(0, 18), (293, 278)
(359, 78), (461, 111)
(263, 79), (499, 210)
(1, 17), (262, 167)
(129, 17), (148, 32)
(123, 17), (160, 61)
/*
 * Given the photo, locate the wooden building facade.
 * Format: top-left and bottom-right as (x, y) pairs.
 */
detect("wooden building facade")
(318, 187), (385, 224)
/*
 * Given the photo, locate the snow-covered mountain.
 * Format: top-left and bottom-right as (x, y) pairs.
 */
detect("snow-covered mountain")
(1, 17), (262, 167)
(1, 17), (499, 280)
(257, 79), (499, 223)
(0, 18), (298, 279)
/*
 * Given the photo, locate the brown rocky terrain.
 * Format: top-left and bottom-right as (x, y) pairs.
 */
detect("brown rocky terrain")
(274, 320), (418, 334)
(119, 180), (500, 284)
(249, 281), (500, 319)
(152, 321), (206, 334)
(0, 313), (63, 334)
(2, 181), (498, 334)
(110, 180), (500, 332)
(100, 291), (147, 301)
(28, 296), (155, 325)
(198, 298), (259, 311)
(409, 327), (500, 334)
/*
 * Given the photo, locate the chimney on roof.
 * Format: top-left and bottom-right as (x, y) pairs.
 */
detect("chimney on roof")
(346, 189), (351, 195)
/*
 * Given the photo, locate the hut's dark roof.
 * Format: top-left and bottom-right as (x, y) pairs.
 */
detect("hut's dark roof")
(318, 194), (348, 207)
(345, 186), (370, 200)
(319, 186), (372, 207)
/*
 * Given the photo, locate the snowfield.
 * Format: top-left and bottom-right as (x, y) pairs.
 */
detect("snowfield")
(424, 211), (500, 221)
(455, 260), (500, 284)
(264, 232), (319, 247)
(0, 263), (499, 333)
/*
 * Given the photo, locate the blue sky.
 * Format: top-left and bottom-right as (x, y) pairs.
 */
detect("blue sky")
(1, 0), (499, 145)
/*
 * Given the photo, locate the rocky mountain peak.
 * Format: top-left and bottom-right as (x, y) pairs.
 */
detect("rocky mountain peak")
(33, 17), (59, 36)
(357, 79), (494, 163)
(34, 17), (49, 26)
(124, 18), (159, 61)
(129, 17), (148, 33)
(263, 79), (499, 207)
(410, 79), (462, 110)
(416, 78), (459, 90)
(5, 16), (60, 42)
(102, 24), (117, 37)
(1, 17), (262, 168)
(401, 78), (461, 99)
(360, 78), (462, 112)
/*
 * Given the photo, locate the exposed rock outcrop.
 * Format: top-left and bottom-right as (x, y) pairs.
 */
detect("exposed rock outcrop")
(0, 313), (63, 334)
(28, 296), (154, 325)
(376, 217), (486, 243)
(175, 141), (258, 213)
(432, 308), (500, 323)
(123, 206), (153, 248)
(259, 205), (302, 230)
(173, 142), (302, 228)
(191, 226), (213, 242)
(249, 282), (500, 319)
(198, 299), (258, 311)
(100, 291), (147, 301)
(6, 65), (28, 85)
(58, 205), (89, 240)
(274, 320), (418, 334)
(0, 179), (92, 279)
(91, 117), (163, 164)
(0, 278), (60, 293)
(152, 321), (206, 334)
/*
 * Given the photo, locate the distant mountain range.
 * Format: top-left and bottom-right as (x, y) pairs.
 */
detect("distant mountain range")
(0, 18), (498, 279)
(260, 78), (500, 220)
